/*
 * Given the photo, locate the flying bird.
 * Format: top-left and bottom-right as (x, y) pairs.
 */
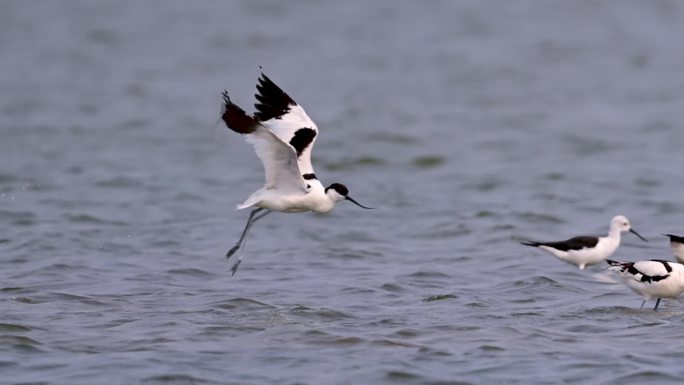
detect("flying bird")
(221, 72), (373, 275)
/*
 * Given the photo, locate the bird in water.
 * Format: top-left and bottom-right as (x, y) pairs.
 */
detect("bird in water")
(221, 72), (373, 275)
(664, 234), (684, 263)
(606, 259), (684, 311)
(521, 215), (648, 270)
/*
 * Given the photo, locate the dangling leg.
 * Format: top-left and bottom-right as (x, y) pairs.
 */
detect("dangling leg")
(235, 209), (271, 254)
(653, 298), (661, 311)
(227, 208), (265, 259)
(640, 300), (646, 310)
(226, 208), (271, 275)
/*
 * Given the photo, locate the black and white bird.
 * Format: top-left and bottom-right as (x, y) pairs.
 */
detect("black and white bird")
(606, 259), (684, 311)
(664, 234), (684, 263)
(221, 72), (373, 275)
(521, 215), (648, 270)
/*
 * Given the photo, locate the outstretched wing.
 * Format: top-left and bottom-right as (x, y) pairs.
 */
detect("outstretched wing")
(254, 73), (319, 178)
(245, 128), (308, 192)
(222, 92), (307, 192)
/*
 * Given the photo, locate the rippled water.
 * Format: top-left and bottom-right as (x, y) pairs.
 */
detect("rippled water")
(3, 1), (684, 384)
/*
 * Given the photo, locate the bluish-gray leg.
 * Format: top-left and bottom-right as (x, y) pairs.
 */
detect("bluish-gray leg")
(227, 208), (265, 259)
(653, 298), (661, 311)
(227, 208), (271, 275)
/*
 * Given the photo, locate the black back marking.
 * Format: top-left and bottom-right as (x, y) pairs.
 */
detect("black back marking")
(625, 262), (640, 276)
(665, 234), (684, 243)
(254, 73), (297, 121)
(303, 173), (317, 180)
(289, 128), (317, 157)
(525, 236), (599, 251)
(623, 260), (672, 283)
(652, 259), (673, 273)
(325, 183), (348, 196)
(221, 91), (257, 134)
(640, 272), (670, 283)
(650, 275), (669, 282)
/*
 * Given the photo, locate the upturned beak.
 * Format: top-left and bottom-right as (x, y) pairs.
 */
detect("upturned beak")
(346, 196), (375, 209)
(630, 228), (648, 242)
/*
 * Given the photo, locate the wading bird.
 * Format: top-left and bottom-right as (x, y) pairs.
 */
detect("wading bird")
(521, 215), (647, 270)
(606, 259), (684, 311)
(664, 234), (684, 263)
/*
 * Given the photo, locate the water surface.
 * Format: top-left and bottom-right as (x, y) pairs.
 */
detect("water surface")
(2, 1), (684, 384)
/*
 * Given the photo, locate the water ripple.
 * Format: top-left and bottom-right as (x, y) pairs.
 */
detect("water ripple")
(3, 1), (684, 384)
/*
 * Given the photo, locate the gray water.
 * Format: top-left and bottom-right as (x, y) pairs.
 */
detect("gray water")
(2, 1), (684, 384)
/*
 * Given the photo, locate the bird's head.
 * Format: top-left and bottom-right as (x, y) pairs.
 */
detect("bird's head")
(611, 215), (647, 242)
(325, 183), (374, 209)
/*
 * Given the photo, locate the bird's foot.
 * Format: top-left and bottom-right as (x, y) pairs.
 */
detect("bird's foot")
(226, 244), (240, 259)
(230, 259), (242, 276)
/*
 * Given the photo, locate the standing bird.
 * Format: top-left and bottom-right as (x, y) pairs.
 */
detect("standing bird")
(520, 215), (648, 270)
(606, 259), (684, 311)
(221, 73), (373, 275)
(664, 234), (684, 263)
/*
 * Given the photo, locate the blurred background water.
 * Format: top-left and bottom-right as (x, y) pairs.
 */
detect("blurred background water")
(2, 1), (684, 384)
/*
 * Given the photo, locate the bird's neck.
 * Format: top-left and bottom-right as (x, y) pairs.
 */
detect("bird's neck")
(309, 182), (336, 213)
(672, 243), (684, 263)
(313, 195), (336, 213)
(607, 227), (622, 240)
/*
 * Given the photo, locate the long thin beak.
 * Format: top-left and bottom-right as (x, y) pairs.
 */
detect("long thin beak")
(630, 228), (648, 242)
(346, 196), (375, 209)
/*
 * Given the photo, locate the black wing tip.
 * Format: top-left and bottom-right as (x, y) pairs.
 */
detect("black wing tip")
(221, 90), (233, 107)
(521, 241), (539, 247)
(606, 259), (621, 266)
(257, 71), (283, 92)
(257, 71), (271, 85)
(254, 72), (297, 121)
(221, 92), (257, 134)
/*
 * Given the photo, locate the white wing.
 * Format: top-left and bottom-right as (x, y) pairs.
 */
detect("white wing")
(254, 73), (319, 177)
(245, 126), (308, 192)
(262, 105), (318, 176)
(220, 92), (307, 193)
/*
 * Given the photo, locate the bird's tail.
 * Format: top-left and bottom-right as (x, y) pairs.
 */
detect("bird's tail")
(520, 241), (541, 247)
(221, 91), (258, 134)
(605, 259), (629, 274)
(236, 194), (260, 211)
(664, 234), (684, 243)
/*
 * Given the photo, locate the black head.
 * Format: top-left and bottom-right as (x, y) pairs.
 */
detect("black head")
(325, 183), (374, 209)
(326, 183), (349, 197)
